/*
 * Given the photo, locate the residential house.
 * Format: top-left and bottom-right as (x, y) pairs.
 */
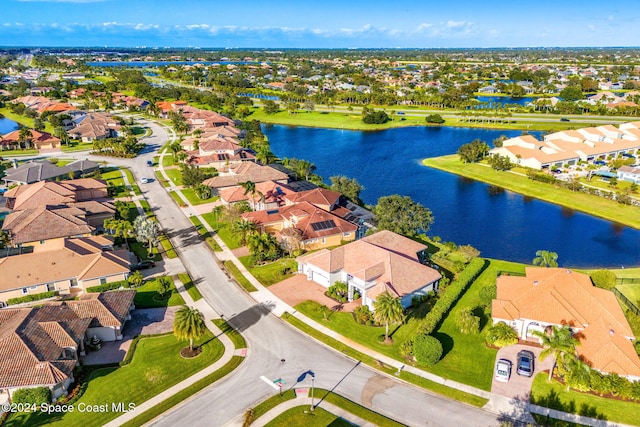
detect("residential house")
(182, 136), (256, 168)
(68, 112), (121, 142)
(242, 201), (358, 251)
(0, 289), (135, 400)
(492, 267), (640, 380)
(2, 159), (100, 186)
(617, 165), (640, 184)
(219, 180), (295, 211)
(0, 235), (130, 304)
(2, 205), (94, 247)
(0, 129), (61, 150)
(297, 230), (441, 311)
(202, 162), (289, 193)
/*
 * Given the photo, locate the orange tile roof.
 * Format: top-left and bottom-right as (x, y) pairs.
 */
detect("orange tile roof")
(493, 267), (640, 377)
(2, 206), (94, 245)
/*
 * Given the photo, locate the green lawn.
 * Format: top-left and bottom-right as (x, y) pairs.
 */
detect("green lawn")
(101, 167), (130, 198)
(59, 141), (94, 153)
(163, 167), (183, 185)
(423, 155), (640, 230)
(128, 240), (161, 262)
(0, 107), (54, 133)
(530, 374), (640, 425)
(266, 407), (354, 427)
(178, 272), (203, 302)
(6, 332), (224, 427)
(224, 260), (257, 292)
(211, 221), (241, 250)
(162, 155), (176, 167)
(212, 319), (247, 349)
(616, 284), (640, 306)
(189, 216), (222, 252)
(133, 276), (185, 308)
(168, 190), (187, 207)
(180, 188), (218, 206)
(239, 256), (298, 286)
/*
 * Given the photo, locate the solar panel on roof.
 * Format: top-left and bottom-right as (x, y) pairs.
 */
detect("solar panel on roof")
(311, 220), (336, 231)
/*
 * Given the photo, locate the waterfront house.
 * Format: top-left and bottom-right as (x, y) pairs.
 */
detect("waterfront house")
(492, 268), (640, 380)
(297, 230), (441, 311)
(617, 165), (640, 184)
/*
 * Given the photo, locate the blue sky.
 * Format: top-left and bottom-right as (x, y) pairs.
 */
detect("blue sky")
(1, 0), (640, 48)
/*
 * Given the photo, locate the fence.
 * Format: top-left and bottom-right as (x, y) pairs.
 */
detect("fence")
(613, 287), (640, 316)
(616, 277), (640, 285)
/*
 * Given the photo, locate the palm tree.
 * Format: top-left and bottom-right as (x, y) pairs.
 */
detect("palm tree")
(232, 219), (257, 246)
(532, 250), (559, 268)
(373, 291), (405, 343)
(54, 126), (70, 146)
(169, 141), (183, 161)
(212, 205), (224, 231)
(532, 325), (579, 382)
(173, 305), (206, 351)
(239, 180), (264, 209)
(18, 127), (32, 149)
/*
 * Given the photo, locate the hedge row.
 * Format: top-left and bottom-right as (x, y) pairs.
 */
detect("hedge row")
(12, 387), (51, 405)
(8, 291), (56, 306)
(86, 280), (129, 293)
(417, 258), (485, 336)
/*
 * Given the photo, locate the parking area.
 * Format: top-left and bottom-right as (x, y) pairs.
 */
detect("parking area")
(491, 343), (553, 400)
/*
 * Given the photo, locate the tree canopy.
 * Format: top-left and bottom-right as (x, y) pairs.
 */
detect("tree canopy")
(457, 139), (490, 163)
(329, 175), (364, 205)
(373, 195), (434, 237)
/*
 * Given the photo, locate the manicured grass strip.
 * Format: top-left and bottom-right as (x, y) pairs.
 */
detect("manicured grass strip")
(266, 406), (352, 427)
(178, 272), (203, 302)
(133, 277), (185, 308)
(139, 199), (152, 215)
(223, 260), (258, 292)
(7, 332), (224, 427)
(423, 155), (640, 230)
(189, 216), (223, 252)
(530, 374), (640, 426)
(159, 234), (178, 258)
(168, 190), (187, 207)
(531, 414), (585, 427)
(282, 314), (486, 408)
(120, 356), (244, 427)
(250, 389), (297, 420)
(154, 170), (170, 187)
(162, 155), (176, 167)
(318, 388), (405, 427)
(163, 167), (183, 185)
(212, 319), (247, 349)
(60, 142), (93, 152)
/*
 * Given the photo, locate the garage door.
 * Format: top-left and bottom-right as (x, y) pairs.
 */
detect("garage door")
(311, 270), (330, 287)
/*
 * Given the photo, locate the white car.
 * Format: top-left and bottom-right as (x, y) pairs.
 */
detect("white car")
(140, 177), (149, 184)
(495, 359), (512, 382)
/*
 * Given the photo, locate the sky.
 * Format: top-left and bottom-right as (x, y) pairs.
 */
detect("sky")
(1, 0), (640, 49)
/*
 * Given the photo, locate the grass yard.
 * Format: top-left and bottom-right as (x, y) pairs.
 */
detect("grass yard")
(133, 276), (185, 308)
(178, 272), (203, 302)
(530, 374), (640, 425)
(101, 167), (132, 198)
(239, 256), (298, 286)
(265, 407), (354, 427)
(212, 319), (246, 349)
(168, 190), (187, 207)
(60, 141), (94, 153)
(163, 167), (183, 185)
(162, 155), (176, 167)
(189, 216), (222, 252)
(616, 283), (640, 306)
(0, 107), (54, 133)
(180, 188), (218, 205)
(128, 240), (161, 262)
(423, 155), (640, 230)
(224, 260), (257, 292)
(6, 332), (224, 427)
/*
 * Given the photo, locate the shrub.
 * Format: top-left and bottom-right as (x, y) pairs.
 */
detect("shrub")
(86, 280), (129, 293)
(8, 291), (57, 305)
(354, 305), (373, 325)
(12, 387), (51, 405)
(326, 281), (348, 302)
(416, 258), (485, 336)
(400, 339), (414, 357)
(456, 307), (480, 334)
(590, 270), (617, 290)
(485, 322), (518, 347)
(425, 113), (445, 124)
(362, 109), (390, 124)
(127, 270), (144, 288)
(413, 335), (443, 366)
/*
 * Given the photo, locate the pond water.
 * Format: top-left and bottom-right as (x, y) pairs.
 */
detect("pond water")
(475, 96), (535, 107)
(0, 117), (19, 134)
(263, 124), (640, 268)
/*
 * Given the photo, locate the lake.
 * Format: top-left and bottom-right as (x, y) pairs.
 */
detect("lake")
(263, 124), (640, 268)
(475, 96), (535, 107)
(0, 117), (19, 134)
(86, 61), (260, 67)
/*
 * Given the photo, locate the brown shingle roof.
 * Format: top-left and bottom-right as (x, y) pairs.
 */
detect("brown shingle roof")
(2, 206), (94, 244)
(203, 163), (288, 189)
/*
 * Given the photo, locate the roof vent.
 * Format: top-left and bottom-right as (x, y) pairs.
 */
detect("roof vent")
(533, 280), (539, 286)
(610, 329), (615, 335)
(566, 270), (571, 274)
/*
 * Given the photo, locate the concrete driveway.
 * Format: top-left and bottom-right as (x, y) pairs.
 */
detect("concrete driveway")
(491, 343), (554, 401)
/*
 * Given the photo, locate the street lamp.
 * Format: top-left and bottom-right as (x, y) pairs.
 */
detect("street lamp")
(310, 372), (315, 412)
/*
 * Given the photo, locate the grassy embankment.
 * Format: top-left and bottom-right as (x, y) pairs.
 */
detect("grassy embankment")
(423, 155), (640, 230)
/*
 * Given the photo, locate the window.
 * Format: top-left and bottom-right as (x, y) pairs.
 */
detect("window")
(100, 277), (107, 285)
(29, 285), (38, 290)
(321, 237), (326, 244)
(46, 283), (55, 292)
(343, 232), (351, 237)
(22, 288), (28, 294)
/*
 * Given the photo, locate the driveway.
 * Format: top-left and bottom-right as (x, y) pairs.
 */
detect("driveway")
(82, 307), (178, 365)
(491, 343), (553, 401)
(270, 274), (361, 312)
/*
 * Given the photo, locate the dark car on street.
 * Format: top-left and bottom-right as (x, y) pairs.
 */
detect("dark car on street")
(130, 260), (156, 271)
(517, 350), (535, 377)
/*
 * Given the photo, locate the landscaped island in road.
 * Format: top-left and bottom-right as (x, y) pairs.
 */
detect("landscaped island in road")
(422, 154), (640, 230)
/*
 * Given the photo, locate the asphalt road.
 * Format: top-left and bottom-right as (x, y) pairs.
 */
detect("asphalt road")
(35, 119), (506, 426)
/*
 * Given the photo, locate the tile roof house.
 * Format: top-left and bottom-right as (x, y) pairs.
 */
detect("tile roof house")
(492, 267), (640, 380)
(2, 206), (94, 246)
(68, 112), (121, 142)
(4, 178), (109, 210)
(617, 165), (640, 184)
(0, 129), (61, 150)
(242, 200), (359, 251)
(202, 162), (289, 191)
(0, 235), (130, 304)
(2, 159), (100, 186)
(181, 135), (256, 168)
(0, 290), (135, 400)
(219, 180), (295, 211)
(297, 230), (441, 311)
